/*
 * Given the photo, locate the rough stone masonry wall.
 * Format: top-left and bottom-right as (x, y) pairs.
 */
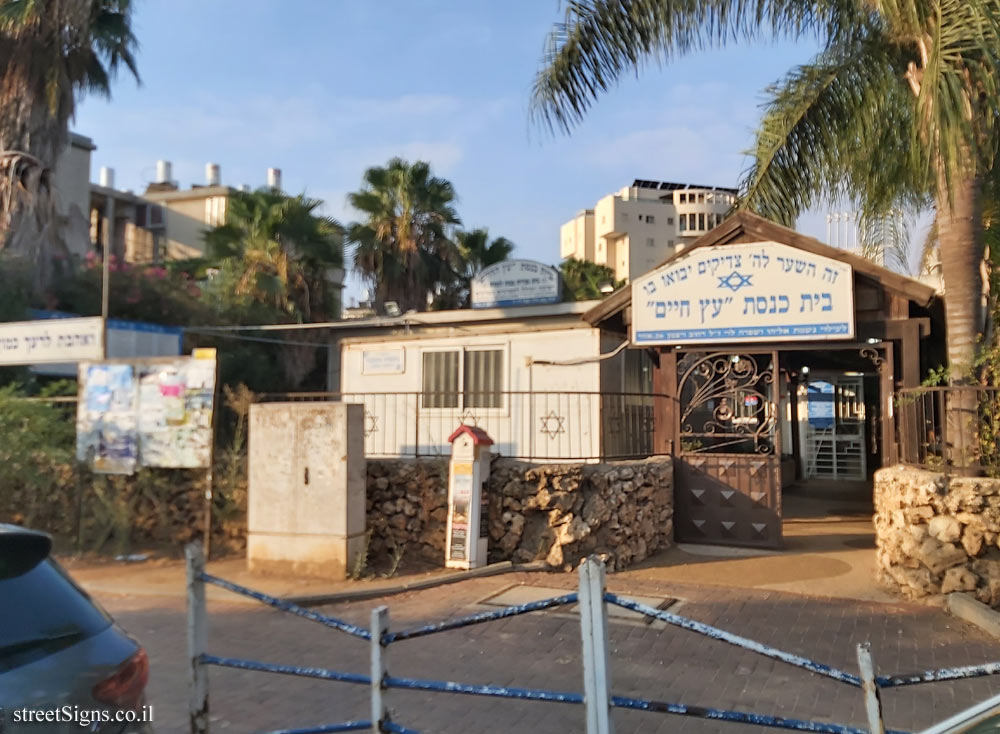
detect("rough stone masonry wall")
(366, 457), (673, 571)
(875, 465), (1000, 604)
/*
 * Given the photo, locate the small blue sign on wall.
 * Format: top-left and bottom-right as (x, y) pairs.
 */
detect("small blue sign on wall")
(807, 380), (836, 428)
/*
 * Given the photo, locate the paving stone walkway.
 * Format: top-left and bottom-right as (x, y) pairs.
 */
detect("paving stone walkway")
(96, 571), (1000, 734)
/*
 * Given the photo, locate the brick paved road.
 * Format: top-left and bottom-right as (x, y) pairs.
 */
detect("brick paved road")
(97, 572), (1000, 734)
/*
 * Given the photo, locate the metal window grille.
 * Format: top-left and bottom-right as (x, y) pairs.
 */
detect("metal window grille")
(464, 349), (502, 409)
(421, 351), (459, 408)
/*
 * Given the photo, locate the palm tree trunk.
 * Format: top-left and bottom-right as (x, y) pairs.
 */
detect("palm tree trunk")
(937, 171), (985, 470)
(0, 67), (72, 295)
(937, 172), (985, 378)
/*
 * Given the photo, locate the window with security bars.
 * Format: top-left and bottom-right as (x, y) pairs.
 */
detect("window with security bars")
(464, 349), (502, 408)
(422, 349), (503, 409)
(422, 351), (459, 408)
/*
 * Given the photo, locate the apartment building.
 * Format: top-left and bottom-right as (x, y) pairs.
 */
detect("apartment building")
(140, 162), (285, 260)
(560, 179), (738, 282)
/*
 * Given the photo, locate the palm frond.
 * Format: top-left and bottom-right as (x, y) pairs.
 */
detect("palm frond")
(739, 33), (924, 225)
(531, 0), (863, 133)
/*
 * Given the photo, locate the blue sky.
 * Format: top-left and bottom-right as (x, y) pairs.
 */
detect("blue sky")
(76, 1), (848, 303)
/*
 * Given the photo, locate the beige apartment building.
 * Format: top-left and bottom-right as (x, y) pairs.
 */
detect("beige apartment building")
(560, 179), (737, 282)
(140, 161), (237, 261)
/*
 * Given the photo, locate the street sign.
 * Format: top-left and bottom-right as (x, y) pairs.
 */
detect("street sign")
(0, 317), (103, 365)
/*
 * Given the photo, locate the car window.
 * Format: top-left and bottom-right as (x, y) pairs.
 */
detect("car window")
(0, 559), (112, 672)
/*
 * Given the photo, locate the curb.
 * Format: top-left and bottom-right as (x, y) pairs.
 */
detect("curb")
(286, 560), (549, 607)
(946, 592), (1000, 638)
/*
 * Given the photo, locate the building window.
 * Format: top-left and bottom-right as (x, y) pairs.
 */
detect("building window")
(205, 196), (227, 226)
(422, 348), (503, 409)
(646, 215), (655, 223)
(678, 193), (686, 204)
(679, 214), (687, 231)
(422, 351), (459, 408)
(698, 193), (705, 204)
(668, 239), (675, 246)
(149, 205), (164, 228)
(464, 349), (502, 408)
(699, 213), (705, 230)
(646, 237), (655, 247)
(667, 217), (674, 225)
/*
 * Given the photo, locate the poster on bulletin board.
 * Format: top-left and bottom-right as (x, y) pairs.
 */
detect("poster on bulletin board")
(77, 349), (218, 474)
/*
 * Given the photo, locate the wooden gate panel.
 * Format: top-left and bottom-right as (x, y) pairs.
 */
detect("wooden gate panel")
(674, 453), (781, 548)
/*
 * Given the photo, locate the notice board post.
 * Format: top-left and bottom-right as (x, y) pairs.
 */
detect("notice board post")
(445, 425), (492, 570)
(202, 352), (220, 559)
(76, 349), (219, 550)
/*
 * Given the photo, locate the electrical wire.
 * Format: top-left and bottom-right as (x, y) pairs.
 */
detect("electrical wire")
(528, 339), (629, 367)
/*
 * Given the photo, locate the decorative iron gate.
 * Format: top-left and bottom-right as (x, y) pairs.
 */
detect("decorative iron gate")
(673, 351), (783, 548)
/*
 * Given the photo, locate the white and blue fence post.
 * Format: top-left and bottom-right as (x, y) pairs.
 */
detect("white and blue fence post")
(371, 605), (390, 733)
(186, 542), (209, 734)
(856, 642), (885, 734)
(579, 557), (614, 734)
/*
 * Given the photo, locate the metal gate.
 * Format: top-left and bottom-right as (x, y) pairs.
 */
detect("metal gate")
(802, 376), (867, 480)
(673, 351), (782, 549)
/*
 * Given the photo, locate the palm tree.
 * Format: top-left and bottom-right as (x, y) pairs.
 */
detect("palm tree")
(0, 0), (139, 291)
(560, 257), (623, 301)
(456, 228), (515, 278)
(433, 228), (515, 308)
(347, 158), (460, 313)
(204, 188), (344, 321)
(532, 0), (1000, 383)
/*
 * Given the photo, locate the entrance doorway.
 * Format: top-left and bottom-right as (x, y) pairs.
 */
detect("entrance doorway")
(801, 375), (867, 481)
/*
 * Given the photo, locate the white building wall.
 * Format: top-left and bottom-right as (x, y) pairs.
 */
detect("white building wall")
(560, 210), (595, 261)
(340, 327), (603, 460)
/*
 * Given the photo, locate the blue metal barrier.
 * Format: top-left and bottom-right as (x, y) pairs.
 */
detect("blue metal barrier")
(201, 655), (372, 686)
(187, 543), (1000, 734)
(604, 593), (862, 686)
(262, 723), (372, 734)
(877, 661), (1000, 688)
(610, 694), (909, 734)
(201, 572), (371, 640)
(383, 592), (578, 643)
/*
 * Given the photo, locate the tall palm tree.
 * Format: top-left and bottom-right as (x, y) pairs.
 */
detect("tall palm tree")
(347, 158), (460, 312)
(431, 227), (515, 308)
(532, 0), (1000, 382)
(456, 228), (515, 278)
(204, 188), (344, 321)
(0, 0), (139, 291)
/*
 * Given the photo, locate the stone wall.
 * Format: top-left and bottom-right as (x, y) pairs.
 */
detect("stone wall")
(366, 456), (673, 571)
(875, 465), (1000, 604)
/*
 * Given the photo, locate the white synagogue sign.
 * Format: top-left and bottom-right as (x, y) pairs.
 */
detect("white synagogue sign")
(631, 241), (855, 345)
(471, 260), (561, 309)
(0, 317), (104, 365)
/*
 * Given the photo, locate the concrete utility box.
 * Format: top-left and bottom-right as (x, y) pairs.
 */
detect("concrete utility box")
(247, 402), (366, 579)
